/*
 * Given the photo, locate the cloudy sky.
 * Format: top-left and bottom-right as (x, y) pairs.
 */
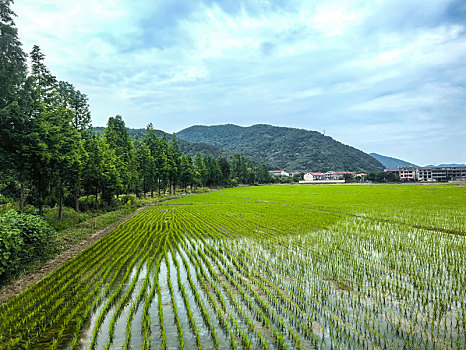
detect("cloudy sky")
(13, 0), (466, 165)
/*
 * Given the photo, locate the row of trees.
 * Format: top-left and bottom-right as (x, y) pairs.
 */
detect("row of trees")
(0, 1), (279, 219)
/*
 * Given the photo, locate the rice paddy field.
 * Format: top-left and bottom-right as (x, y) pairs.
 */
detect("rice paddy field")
(1, 183), (465, 349)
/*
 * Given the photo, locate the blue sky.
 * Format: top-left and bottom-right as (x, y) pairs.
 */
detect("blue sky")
(13, 0), (466, 165)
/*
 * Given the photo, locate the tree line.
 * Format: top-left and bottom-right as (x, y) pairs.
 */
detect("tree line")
(0, 1), (278, 220)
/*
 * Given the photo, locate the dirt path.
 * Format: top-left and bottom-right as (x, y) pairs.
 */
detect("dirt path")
(0, 203), (152, 306)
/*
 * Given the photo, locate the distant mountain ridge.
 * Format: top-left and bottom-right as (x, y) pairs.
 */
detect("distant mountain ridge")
(424, 163), (466, 168)
(369, 153), (418, 168)
(177, 124), (384, 172)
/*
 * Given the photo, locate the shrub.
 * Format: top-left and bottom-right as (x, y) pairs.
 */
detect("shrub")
(0, 210), (56, 283)
(44, 206), (89, 231)
(120, 194), (137, 206)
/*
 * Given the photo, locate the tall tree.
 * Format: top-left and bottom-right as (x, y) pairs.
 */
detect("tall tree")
(217, 156), (231, 185)
(134, 136), (152, 197)
(104, 115), (134, 195)
(143, 123), (158, 197)
(0, 0), (29, 211)
(29, 45), (57, 106)
(166, 134), (181, 195)
(0, 0), (26, 107)
(193, 152), (206, 188)
(56, 81), (91, 131)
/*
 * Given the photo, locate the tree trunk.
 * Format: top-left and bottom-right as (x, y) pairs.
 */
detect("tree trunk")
(59, 192), (63, 221)
(95, 190), (98, 210)
(74, 185), (80, 212)
(20, 182), (25, 213)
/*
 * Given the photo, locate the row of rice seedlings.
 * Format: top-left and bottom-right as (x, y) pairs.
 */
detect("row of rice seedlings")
(179, 235), (240, 349)
(241, 216), (465, 349)
(140, 238), (166, 350)
(179, 233), (260, 350)
(176, 214), (282, 349)
(124, 231), (166, 350)
(167, 238), (202, 349)
(1, 208), (155, 349)
(0, 217), (130, 335)
(171, 232), (221, 349)
(104, 232), (164, 349)
(194, 234), (297, 349)
(164, 236), (185, 350)
(88, 218), (161, 349)
(174, 196), (465, 349)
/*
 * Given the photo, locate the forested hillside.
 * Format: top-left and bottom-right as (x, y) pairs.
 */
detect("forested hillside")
(178, 124), (384, 172)
(370, 153), (418, 168)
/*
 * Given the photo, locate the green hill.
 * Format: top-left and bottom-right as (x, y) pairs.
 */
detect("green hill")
(177, 124), (384, 172)
(93, 126), (232, 159)
(369, 153), (418, 168)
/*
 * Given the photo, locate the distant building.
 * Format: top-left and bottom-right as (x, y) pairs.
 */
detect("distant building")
(417, 166), (466, 182)
(303, 172), (325, 181)
(385, 166), (466, 182)
(385, 166), (416, 181)
(269, 170), (291, 176)
(325, 171), (353, 181)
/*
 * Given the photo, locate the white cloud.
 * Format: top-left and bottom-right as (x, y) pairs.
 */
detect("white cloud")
(11, 0), (466, 164)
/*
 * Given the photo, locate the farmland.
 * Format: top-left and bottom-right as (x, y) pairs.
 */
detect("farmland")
(0, 184), (465, 349)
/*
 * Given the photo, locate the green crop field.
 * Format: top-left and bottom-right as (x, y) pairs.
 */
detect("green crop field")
(0, 184), (465, 349)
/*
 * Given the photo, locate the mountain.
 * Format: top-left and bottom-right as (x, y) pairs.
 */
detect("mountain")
(93, 127), (232, 159)
(424, 163), (466, 168)
(369, 153), (418, 169)
(177, 124), (384, 172)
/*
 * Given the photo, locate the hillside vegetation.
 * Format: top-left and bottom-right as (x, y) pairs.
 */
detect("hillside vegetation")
(370, 153), (418, 168)
(178, 124), (384, 172)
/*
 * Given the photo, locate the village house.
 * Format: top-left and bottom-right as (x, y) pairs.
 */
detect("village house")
(269, 170), (291, 176)
(303, 172), (325, 181)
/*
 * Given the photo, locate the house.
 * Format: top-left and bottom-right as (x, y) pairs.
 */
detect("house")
(324, 171), (353, 180)
(269, 170), (291, 176)
(385, 167), (416, 181)
(303, 172), (325, 181)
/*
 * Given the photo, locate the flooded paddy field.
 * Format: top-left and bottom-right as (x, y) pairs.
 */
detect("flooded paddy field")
(0, 184), (465, 349)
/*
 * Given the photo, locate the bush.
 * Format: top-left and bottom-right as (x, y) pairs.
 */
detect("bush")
(120, 194), (137, 206)
(43, 206), (90, 231)
(0, 210), (55, 283)
(78, 195), (101, 212)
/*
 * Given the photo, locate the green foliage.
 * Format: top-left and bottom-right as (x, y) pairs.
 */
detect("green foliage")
(177, 124), (384, 172)
(366, 171), (401, 182)
(0, 210), (55, 282)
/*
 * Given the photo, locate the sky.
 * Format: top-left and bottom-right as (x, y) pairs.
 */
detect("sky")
(13, 0), (466, 165)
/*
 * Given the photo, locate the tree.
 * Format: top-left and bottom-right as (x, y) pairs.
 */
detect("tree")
(256, 163), (272, 184)
(134, 137), (152, 197)
(104, 115), (135, 195)
(218, 156), (230, 185)
(193, 152), (206, 188)
(56, 81), (91, 131)
(179, 155), (193, 192)
(143, 123), (159, 197)
(29, 45), (57, 106)
(0, 0), (29, 211)
(166, 134), (181, 194)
